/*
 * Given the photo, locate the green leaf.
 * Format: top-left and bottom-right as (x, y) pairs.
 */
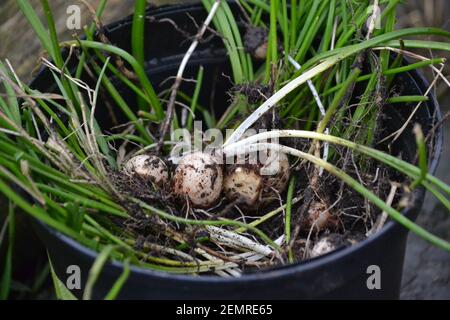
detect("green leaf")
(132, 0), (147, 110)
(383, 40), (450, 52)
(132, 0), (147, 67)
(40, 0), (64, 68)
(48, 256), (78, 300)
(304, 27), (450, 69)
(68, 40), (163, 119)
(65, 203), (85, 233)
(16, 0), (54, 57)
(104, 259), (130, 300)
(0, 203), (15, 299)
(83, 245), (115, 300)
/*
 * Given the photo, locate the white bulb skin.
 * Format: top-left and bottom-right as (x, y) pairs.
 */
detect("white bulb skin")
(224, 165), (263, 207)
(124, 154), (169, 185)
(310, 237), (336, 258)
(253, 42), (268, 60)
(173, 152), (223, 208)
(302, 200), (339, 232)
(223, 151), (290, 208)
(310, 234), (350, 258)
(260, 151), (290, 199)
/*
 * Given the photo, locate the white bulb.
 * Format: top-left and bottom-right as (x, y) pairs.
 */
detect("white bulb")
(302, 200), (339, 232)
(173, 152), (223, 208)
(261, 151), (290, 199)
(124, 154), (169, 185)
(310, 237), (336, 258)
(253, 42), (268, 60)
(224, 166), (263, 207)
(310, 234), (349, 258)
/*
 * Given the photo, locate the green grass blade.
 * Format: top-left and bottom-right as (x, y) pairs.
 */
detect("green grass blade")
(386, 96), (429, 104)
(48, 256), (77, 300)
(187, 66), (204, 130)
(40, 0), (64, 68)
(285, 176), (296, 263)
(83, 245), (115, 300)
(16, 0), (53, 58)
(131, 0), (146, 67)
(70, 40), (163, 119)
(382, 40), (450, 51)
(411, 125), (428, 189)
(0, 203), (14, 299)
(104, 259), (130, 300)
(304, 27), (450, 69)
(132, 0), (147, 110)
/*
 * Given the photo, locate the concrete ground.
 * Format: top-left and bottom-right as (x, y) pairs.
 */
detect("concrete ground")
(401, 96), (450, 300)
(397, 0), (450, 300)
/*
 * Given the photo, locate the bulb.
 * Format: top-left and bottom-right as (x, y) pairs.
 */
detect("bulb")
(310, 234), (349, 258)
(301, 200), (339, 232)
(224, 165), (263, 207)
(261, 151), (290, 199)
(173, 152), (223, 208)
(253, 42), (268, 60)
(124, 154), (169, 185)
(224, 151), (290, 207)
(310, 237), (336, 258)
(244, 26), (268, 60)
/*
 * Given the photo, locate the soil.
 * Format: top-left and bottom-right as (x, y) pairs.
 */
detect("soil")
(108, 168), (172, 237)
(231, 83), (271, 105)
(113, 130), (402, 270)
(103, 56), (410, 270)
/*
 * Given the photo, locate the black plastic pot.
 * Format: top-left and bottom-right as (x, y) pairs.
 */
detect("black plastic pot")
(31, 3), (443, 299)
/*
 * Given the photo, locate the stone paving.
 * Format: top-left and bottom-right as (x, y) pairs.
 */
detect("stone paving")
(401, 97), (450, 299)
